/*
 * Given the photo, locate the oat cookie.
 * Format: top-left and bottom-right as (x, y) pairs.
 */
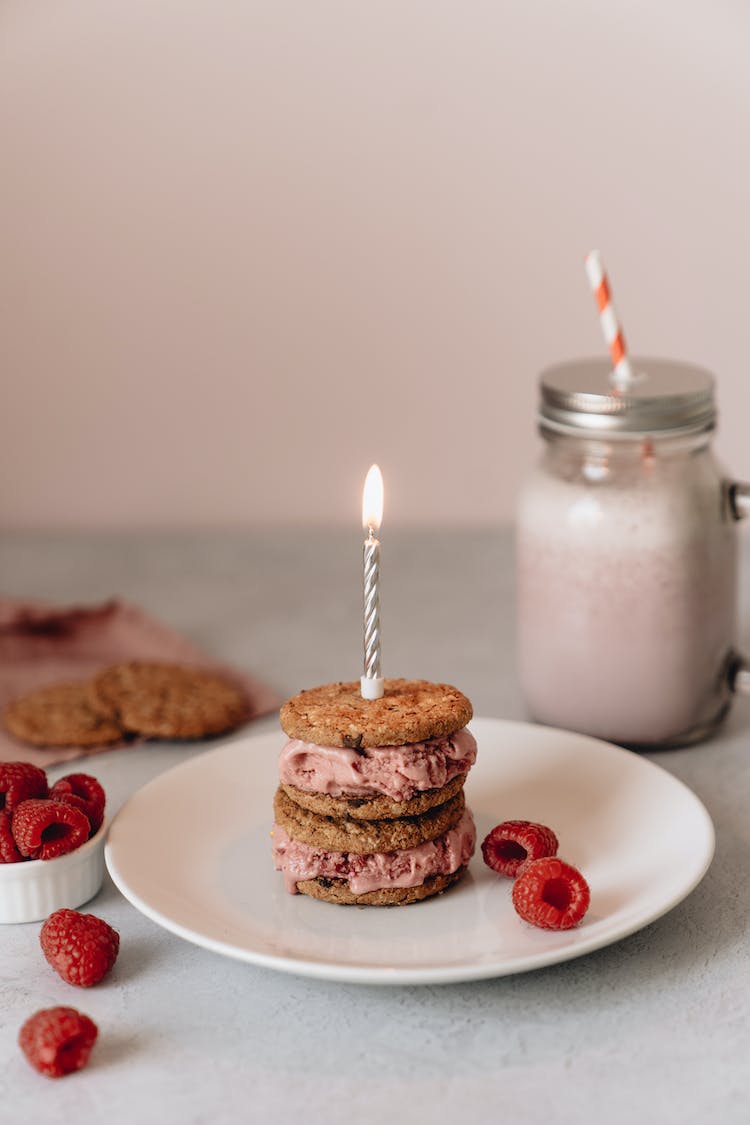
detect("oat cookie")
(93, 662), (249, 739)
(3, 681), (123, 748)
(294, 866), (466, 906)
(279, 679), (472, 749)
(274, 786), (465, 854)
(279, 772), (467, 822)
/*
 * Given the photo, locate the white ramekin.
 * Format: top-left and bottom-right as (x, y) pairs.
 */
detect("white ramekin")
(0, 819), (107, 924)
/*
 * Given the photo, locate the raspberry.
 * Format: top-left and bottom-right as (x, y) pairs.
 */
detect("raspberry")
(481, 820), (559, 878)
(49, 774), (105, 836)
(511, 857), (590, 930)
(11, 799), (90, 860)
(18, 1006), (98, 1078)
(0, 810), (23, 862)
(40, 908), (120, 987)
(0, 761), (47, 813)
(49, 791), (94, 832)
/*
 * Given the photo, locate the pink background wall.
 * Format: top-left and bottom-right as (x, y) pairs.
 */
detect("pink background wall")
(2, 1), (749, 527)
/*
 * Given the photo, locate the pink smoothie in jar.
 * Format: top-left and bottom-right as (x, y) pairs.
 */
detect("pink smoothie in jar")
(517, 358), (747, 749)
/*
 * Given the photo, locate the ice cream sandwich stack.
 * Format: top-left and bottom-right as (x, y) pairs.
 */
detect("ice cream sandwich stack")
(271, 679), (477, 905)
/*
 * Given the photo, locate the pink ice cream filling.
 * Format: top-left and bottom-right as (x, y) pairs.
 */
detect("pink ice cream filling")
(272, 808), (476, 895)
(278, 727), (477, 801)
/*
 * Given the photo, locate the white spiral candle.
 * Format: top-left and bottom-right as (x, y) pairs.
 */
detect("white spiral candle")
(361, 465), (384, 700)
(363, 530), (381, 678)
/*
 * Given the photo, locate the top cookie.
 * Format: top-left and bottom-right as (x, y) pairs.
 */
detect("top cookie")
(279, 679), (472, 748)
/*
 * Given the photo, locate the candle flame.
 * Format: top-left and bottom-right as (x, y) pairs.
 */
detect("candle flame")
(362, 464), (384, 532)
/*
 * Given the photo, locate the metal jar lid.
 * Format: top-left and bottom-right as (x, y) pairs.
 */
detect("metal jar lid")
(539, 357), (716, 438)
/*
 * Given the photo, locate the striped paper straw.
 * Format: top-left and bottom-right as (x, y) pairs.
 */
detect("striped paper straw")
(584, 250), (635, 388)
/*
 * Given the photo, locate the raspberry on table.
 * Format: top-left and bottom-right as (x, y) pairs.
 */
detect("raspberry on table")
(481, 820), (559, 878)
(18, 1006), (98, 1078)
(511, 856), (591, 930)
(50, 773), (106, 836)
(0, 761), (48, 813)
(40, 908), (120, 987)
(11, 799), (90, 861)
(0, 810), (23, 862)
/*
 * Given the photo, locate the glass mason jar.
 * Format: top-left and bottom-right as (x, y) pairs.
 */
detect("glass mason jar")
(517, 357), (750, 749)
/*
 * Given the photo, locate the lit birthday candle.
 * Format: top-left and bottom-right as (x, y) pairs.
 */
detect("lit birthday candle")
(361, 464), (384, 700)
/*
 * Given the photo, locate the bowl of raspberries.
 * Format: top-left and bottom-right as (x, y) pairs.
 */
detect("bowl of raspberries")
(0, 762), (107, 924)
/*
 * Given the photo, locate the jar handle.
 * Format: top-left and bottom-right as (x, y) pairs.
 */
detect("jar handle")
(729, 481), (750, 519)
(728, 482), (750, 694)
(730, 660), (750, 697)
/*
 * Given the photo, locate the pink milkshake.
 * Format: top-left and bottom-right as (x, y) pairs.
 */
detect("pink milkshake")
(517, 358), (742, 748)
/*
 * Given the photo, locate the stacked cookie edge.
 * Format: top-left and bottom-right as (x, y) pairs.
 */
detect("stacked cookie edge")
(272, 678), (478, 906)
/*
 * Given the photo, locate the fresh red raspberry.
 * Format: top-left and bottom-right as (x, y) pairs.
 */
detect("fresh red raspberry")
(11, 799), (90, 860)
(49, 791), (94, 832)
(481, 820), (559, 878)
(40, 908), (120, 987)
(49, 773), (105, 836)
(511, 857), (590, 930)
(0, 810), (23, 862)
(0, 761), (48, 813)
(18, 1006), (98, 1078)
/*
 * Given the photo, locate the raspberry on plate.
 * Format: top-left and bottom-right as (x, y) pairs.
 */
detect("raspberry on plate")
(0, 810), (23, 863)
(19, 1006), (98, 1078)
(40, 908), (120, 987)
(11, 799), (90, 861)
(511, 856), (591, 930)
(50, 773), (106, 836)
(481, 820), (558, 878)
(0, 761), (48, 813)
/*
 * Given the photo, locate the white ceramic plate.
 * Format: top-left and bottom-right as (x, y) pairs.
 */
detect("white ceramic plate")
(105, 718), (714, 985)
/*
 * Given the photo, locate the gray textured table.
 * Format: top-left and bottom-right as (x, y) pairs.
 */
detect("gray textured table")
(1, 529), (748, 1124)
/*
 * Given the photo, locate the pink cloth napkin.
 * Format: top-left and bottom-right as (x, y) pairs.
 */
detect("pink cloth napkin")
(0, 597), (280, 768)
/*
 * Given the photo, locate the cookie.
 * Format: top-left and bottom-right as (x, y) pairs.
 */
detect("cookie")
(279, 678), (473, 748)
(3, 681), (123, 748)
(274, 786), (465, 854)
(279, 771), (468, 821)
(93, 662), (249, 739)
(294, 866), (467, 906)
